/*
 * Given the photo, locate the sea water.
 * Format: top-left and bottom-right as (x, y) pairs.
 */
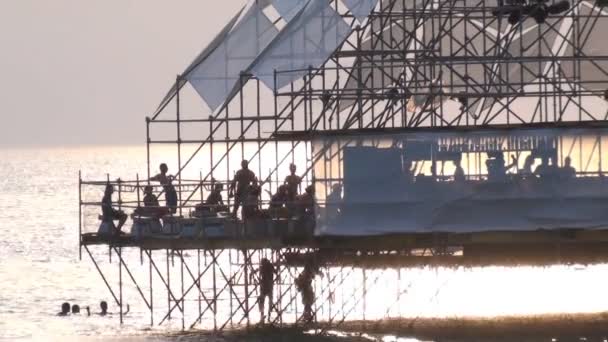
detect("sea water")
(2, 145), (608, 341)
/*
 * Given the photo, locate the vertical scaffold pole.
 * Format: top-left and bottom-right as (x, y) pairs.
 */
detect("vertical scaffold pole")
(180, 250), (185, 330)
(149, 249), (154, 326)
(119, 247), (123, 324)
(146, 117), (151, 180)
(167, 249), (171, 320)
(78, 170), (82, 260)
(176, 75), (183, 217)
(212, 250), (218, 331)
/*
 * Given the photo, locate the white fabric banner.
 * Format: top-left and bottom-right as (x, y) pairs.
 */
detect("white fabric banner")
(153, 6), (245, 116)
(342, 0), (379, 23)
(271, 0), (307, 21)
(251, 0), (352, 89)
(186, 3), (279, 111)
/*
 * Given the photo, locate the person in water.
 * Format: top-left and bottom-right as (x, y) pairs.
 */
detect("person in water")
(71, 304), (80, 314)
(100, 301), (108, 316)
(150, 163), (178, 214)
(229, 160), (257, 216)
(57, 302), (70, 316)
(253, 258), (276, 324)
(101, 184), (127, 235)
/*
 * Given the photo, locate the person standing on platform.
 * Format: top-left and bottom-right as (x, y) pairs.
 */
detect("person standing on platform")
(229, 160), (257, 217)
(150, 163), (178, 214)
(284, 163), (302, 204)
(252, 258), (276, 324)
(101, 184), (127, 235)
(453, 159), (465, 182)
(295, 261), (322, 323)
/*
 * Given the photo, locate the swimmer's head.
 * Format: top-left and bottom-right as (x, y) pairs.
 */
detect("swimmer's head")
(100, 301), (108, 314)
(61, 302), (70, 315)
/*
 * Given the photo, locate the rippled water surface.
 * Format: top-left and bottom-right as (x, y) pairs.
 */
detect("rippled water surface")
(2, 145), (608, 341)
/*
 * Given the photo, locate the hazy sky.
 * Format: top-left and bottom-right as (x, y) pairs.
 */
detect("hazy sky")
(0, 1), (243, 147)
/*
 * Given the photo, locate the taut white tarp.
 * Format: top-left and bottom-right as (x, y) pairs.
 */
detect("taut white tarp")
(251, 0), (353, 89)
(186, 2), (279, 111)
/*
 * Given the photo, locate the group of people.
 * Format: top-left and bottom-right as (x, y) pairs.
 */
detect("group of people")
(483, 153), (577, 181)
(100, 161), (316, 235)
(100, 163), (178, 235)
(57, 301), (113, 317)
(445, 153), (578, 183)
(228, 160), (315, 220)
(252, 258), (322, 324)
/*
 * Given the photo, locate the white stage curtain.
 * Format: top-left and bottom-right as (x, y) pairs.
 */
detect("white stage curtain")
(185, 2), (279, 111)
(342, 0), (379, 23)
(252, 0), (352, 89)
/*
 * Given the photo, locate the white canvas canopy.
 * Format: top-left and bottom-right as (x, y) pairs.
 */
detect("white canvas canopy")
(251, 0), (353, 89)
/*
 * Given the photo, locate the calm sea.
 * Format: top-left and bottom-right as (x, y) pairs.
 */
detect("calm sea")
(2, 145), (608, 341)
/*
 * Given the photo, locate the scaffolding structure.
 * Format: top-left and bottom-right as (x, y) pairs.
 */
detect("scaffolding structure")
(79, 0), (608, 333)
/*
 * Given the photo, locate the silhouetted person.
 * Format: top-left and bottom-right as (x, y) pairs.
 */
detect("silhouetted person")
(206, 183), (225, 207)
(100, 301), (108, 316)
(534, 155), (556, 179)
(101, 184), (127, 235)
(86, 306), (91, 316)
(71, 304), (80, 314)
(229, 160), (257, 217)
(453, 159), (465, 182)
(486, 153), (517, 181)
(242, 185), (261, 220)
(58, 302), (70, 316)
(295, 262), (322, 323)
(150, 163), (178, 214)
(560, 156), (576, 179)
(296, 185), (315, 219)
(520, 155), (535, 177)
(254, 258), (275, 324)
(284, 163), (302, 203)
(143, 185), (159, 207)
(268, 185), (288, 210)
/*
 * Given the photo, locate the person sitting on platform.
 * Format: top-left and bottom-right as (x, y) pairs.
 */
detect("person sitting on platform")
(143, 185), (159, 207)
(150, 163), (178, 214)
(242, 184), (262, 220)
(57, 302), (70, 316)
(295, 185), (315, 219)
(534, 155), (558, 179)
(486, 153), (517, 181)
(560, 156), (576, 179)
(195, 183), (228, 216)
(252, 258), (276, 324)
(229, 160), (257, 217)
(295, 261), (323, 323)
(453, 159), (465, 182)
(267, 185), (288, 218)
(285, 163), (302, 205)
(134, 185), (169, 220)
(71, 304), (80, 314)
(101, 184), (127, 235)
